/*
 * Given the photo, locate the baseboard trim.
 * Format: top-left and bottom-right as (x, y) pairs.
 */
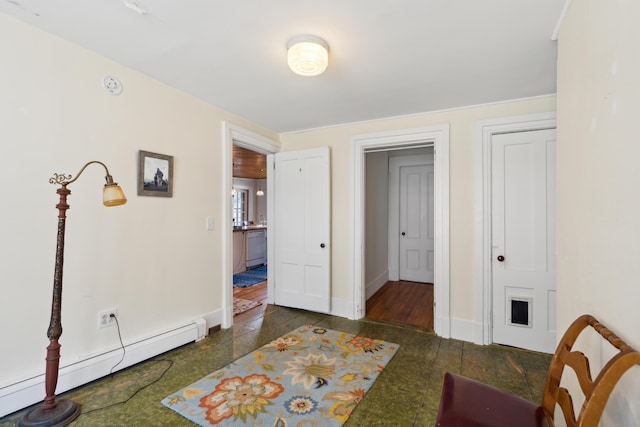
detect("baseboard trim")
(473, 319), (490, 345)
(330, 297), (351, 319)
(0, 310), (223, 418)
(450, 317), (475, 343)
(365, 269), (389, 300)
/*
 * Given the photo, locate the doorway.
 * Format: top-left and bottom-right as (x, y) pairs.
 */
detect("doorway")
(223, 122), (279, 328)
(350, 124), (451, 338)
(231, 144), (269, 317)
(364, 148), (435, 329)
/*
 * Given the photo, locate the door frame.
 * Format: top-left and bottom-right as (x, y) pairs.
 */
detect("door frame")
(474, 112), (556, 345)
(222, 122), (280, 328)
(350, 124), (450, 338)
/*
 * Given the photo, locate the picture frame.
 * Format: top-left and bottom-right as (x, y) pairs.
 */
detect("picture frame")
(137, 150), (173, 197)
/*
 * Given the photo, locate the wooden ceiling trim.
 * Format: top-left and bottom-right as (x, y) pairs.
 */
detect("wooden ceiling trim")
(232, 145), (267, 179)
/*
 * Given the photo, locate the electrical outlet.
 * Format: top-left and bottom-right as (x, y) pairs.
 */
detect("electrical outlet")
(98, 308), (118, 329)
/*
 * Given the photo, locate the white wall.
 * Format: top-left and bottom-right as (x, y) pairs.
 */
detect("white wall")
(556, 1), (640, 424)
(364, 151), (389, 298)
(280, 96), (556, 334)
(0, 13), (278, 414)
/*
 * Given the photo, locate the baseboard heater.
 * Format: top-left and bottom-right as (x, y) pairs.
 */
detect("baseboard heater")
(0, 318), (206, 418)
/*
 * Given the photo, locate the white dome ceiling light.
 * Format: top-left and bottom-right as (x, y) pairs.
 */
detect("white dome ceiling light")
(287, 35), (329, 77)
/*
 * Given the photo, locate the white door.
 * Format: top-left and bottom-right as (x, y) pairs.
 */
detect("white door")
(492, 129), (556, 353)
(274, 147), (331, 313)
(398, 162), (434, 283)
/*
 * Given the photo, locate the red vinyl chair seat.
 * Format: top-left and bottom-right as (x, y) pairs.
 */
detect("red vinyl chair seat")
(435, 372), (549, 427)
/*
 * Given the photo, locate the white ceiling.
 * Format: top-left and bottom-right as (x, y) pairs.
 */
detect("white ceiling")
(1, 1), (565, 133)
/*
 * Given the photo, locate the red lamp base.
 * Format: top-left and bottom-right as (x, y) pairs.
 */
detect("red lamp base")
(16, 399), (80, 427)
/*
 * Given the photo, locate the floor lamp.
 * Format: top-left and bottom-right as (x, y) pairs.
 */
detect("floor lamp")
(18, 161), (127, 427)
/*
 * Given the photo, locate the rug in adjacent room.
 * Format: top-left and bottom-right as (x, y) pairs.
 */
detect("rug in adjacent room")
(233, 265), (267, 288)
(233, 298), (262, 316)
(162, 325), (399, 426)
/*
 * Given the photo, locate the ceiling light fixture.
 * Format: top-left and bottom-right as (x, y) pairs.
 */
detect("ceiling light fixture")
(256, 169), (265, 196)
(287, 35), (329, 77)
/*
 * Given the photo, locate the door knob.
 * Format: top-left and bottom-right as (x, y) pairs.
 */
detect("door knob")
(401, 232), (406, 236)
(320, 243), (326, 248)
(497, 255), (505, 262)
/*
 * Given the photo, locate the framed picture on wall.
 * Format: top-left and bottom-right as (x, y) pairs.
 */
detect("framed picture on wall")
(137, 150), (174, 197)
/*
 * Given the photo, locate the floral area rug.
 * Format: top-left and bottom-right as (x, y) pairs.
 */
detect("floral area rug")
(233, 298), (262, 316)
(162, 325), (399, 426)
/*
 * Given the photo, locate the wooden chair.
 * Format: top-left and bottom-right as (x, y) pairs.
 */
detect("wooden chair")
(435, 314), (640, 427)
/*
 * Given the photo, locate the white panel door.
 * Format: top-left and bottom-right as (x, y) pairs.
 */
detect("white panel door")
(274, 147), (331, 313)
(492, 129), (556, 353)
(399, 163), (434, 283)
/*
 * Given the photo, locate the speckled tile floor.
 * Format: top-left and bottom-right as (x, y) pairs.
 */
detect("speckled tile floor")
(1, 305), (551, 426)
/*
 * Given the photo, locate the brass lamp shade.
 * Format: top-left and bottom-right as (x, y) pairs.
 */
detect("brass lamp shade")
(103, 183), (127, 206)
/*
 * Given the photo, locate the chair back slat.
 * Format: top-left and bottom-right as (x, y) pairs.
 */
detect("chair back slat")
(562, 350), (593, 396)
(541, 314), (640, 427)
(555, 387), (577, 427)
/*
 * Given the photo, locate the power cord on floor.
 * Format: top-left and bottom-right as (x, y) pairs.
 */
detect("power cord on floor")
(109, 313), (126, 376)
(78, 358), (174, 418)
(76, 313), (175, 418)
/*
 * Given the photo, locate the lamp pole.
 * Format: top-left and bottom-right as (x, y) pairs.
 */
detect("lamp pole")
(18, 161), (126, 427)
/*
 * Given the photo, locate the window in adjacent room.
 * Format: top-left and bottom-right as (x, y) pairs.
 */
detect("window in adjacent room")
(232, 189), (249, 226)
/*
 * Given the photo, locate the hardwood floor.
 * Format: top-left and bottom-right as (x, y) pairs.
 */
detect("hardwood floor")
(366, 280), (434, 329)
(233, 280), (267, 301)
(235, 280), (434, 329)
(233, 281), (268, 321)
